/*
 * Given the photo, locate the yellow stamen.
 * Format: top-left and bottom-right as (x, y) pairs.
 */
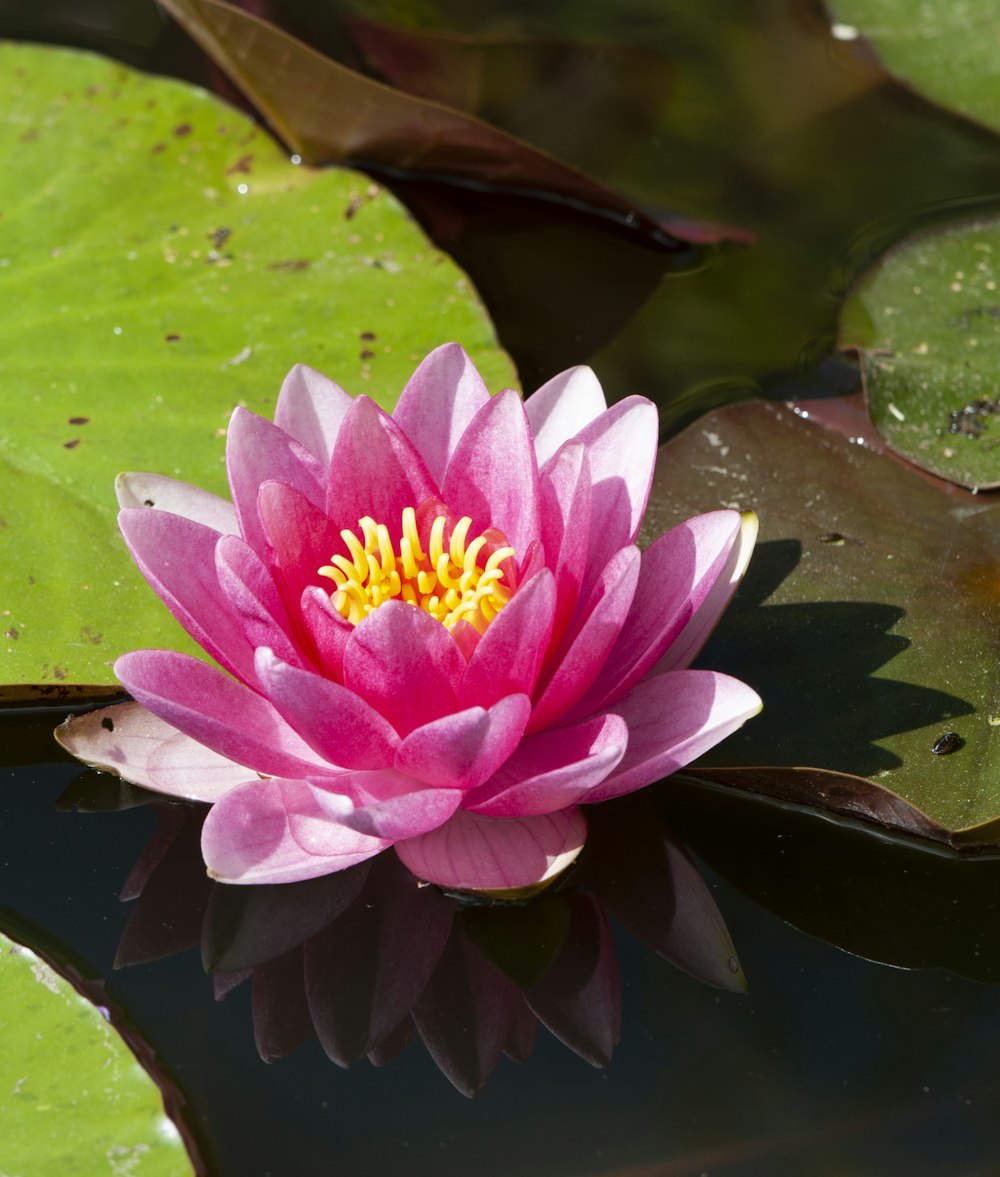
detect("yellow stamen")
(318, 509), (516, 633)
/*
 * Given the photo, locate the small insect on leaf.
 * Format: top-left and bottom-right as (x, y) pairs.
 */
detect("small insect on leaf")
(931, 731), (963, 756)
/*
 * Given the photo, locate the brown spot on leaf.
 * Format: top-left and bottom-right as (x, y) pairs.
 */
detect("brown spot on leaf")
(68, 416), (90, 426)
(19, 128), (38, 143)
(360, 331), (376, 341)
(53, 665), (67, 680)
(151, 143), (165, 155)
(5, 628), (18, 640)
(360, 348), (375, 361)
(63, 438), (80, 449)
(174, 123), (192, 137)
(165, 334), (181, 343)
(267, 259), (310, 272)
(209, 227), (231, 249)
(102, 716), (115, 732)
(226, 154), (254, 175)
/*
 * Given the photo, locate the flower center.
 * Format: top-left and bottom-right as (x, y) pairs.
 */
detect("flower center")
(318, 507), (515, 633)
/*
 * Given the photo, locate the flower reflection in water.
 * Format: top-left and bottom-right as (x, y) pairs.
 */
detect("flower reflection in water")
(103, 787), (742, 1096)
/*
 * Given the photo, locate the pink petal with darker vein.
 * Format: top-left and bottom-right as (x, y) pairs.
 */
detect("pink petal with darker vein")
(257, 480), (344, 616)
(394, 694), (531, 790)
(463, 712), (627, 817)
(342, 602), (464, 736)
(391, 343), (490, 485)
(215, 534), (307, 672)
(395, 806), (587, 891)
(585, 670), (763, 802)
(202, 777), (389, 884)
(274, 363), (353, 467)
(442, 389), (541, 556)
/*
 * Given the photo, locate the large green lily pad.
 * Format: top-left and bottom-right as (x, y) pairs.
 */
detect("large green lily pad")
(0, 930), (197, 1174)
(841, 216), (1000, 490)
(0, 42), (514, 700)
(648, 398), (1000, 847)
(830, 0), (1000, 134)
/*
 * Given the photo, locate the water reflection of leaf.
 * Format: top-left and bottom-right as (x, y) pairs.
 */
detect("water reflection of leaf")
(94, 790), (742, 1096)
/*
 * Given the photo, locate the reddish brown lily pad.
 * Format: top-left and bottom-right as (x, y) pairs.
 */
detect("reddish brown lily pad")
(647, 398), (1000, 847)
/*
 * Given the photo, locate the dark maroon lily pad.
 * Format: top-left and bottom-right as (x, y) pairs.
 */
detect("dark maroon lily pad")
(648, 398), (1000, 846)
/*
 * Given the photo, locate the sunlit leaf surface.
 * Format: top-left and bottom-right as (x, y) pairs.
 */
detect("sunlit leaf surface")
(830, 0), (1000, 134)
(0, 931), (196, 1175)
(0, 42), (514, 699)
(841, 216), (1000, 489)
(648, 399), (1000, 845)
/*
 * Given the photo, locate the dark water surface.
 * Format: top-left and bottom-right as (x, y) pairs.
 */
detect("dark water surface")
(6, 0), (1000, 1173)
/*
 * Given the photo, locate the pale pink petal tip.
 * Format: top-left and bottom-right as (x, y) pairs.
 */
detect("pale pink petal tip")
(115, 471), (238, 534)
(394, 807), (587, 893)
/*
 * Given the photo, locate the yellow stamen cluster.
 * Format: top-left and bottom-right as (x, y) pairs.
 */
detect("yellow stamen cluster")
(318, 507), (515, 633)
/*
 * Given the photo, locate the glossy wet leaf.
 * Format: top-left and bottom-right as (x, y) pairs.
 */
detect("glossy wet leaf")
(0, 931), (196, 1175)
(841, 216), (1000, 489)
(648, 399), (1000, 845)
(157, 0), (747, 247)
(0, 42), (514, 700)
(830, 0), (1000, 134)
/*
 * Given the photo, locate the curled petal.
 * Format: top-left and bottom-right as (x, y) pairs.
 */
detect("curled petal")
(54, 702), (250, 802)
(313, 776), (464, 841)
(115, 472), (237, 534)
(391, 343), (490, 485)
(274, 363), (353, 468)
(525, 366), (607, 467)
(585, 671), (764, 802)
(394, 694), (531, 790)
(395, 807), (587, 891)
(202, 777), (389, 884)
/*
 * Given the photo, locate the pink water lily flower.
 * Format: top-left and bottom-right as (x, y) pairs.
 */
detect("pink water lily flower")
(57, 345), (761, 892)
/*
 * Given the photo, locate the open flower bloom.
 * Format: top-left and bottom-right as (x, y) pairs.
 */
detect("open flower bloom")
(57, 345), (761, 892)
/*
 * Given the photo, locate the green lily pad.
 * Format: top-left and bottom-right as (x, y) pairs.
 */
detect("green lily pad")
(0, 930), (196, 1175)
(647, 398), (1000, 847)
(841, 216), (1000, 490)
(830, 0), (1000, 134)
(0, 42), (514, 701)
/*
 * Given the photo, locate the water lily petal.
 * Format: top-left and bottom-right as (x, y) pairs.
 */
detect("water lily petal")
(299, 585), (353, 680)
(460, 569), (556, 709)
(574, 396), (658, 574)
(342, 601), (464, 736)
(226, 406), (326, 554)
(585, 670), (764, 802)
(115, 471), (238, 534)
(525, 365), (607, 467)
(442, 388), (541, 555)
(327, 395), (438, 530)
(573, 510), (745, 715)
(653, 510), (759, 673)
(116, 649), (337, 780)
(215, 533), (307, 672)
(54, 702), (251, 802)
(274, 362), (353, 468)
(391, 343), (490, 485)
(394, 806), (587, 891)
(257, 480), (344, 613)
(463, 712), (627, 817)
(202, 777), (389, 884)
(395, 694), (531, 790)
(529, 546), (640, 732)
(537, 441), (592, 646)
(312, 776), (464, 840)
(119, 508), (257, 684)
(254, 648), (398, 769)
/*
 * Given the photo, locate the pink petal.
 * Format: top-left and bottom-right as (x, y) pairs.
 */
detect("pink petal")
(254, 648), (398, 769)
(574, 396), (658, 574)
(460, 569), (556, 709)
(391, 343), (490, 485)
(202, 777), (389, 884)
(119, 508), (256, 684)
(525, 366), (607, 467)
(115, 650), (337, 781)
(274, 363), (353, 468)
(214, 533), (307, 671)
(395, 806), (587, 891)
(54, 702), (251, 802)
(327, 396), (437, 530)
(312, 776), (464, 841)
(257, 480), (344, 615)
(342, 602), (464, 736)
(529, 546), (640, 732)
(463, 712), (627, 817)
(226, 407), (326, 555)
(585, 670), (763, 802)
(115, 472), (238, 534)
(442, 388), (541, 556)
(537, 441), (592, 647)
(572, 510), (745, 715)
(394, 694), (531, 789)
(653, 511), (759, 673)
(299, 586), (353, 680)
